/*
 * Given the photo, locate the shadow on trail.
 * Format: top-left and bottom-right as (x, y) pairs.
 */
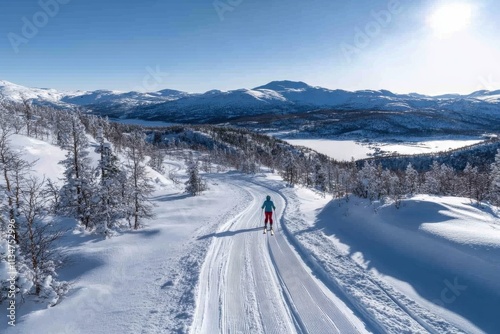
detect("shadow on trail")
(197, 227), (262, 240)
(151, 193), (191, 202)
(314, 197), (500, 334)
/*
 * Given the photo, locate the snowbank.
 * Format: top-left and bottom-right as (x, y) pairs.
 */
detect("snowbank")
(293, 190), (500, 333)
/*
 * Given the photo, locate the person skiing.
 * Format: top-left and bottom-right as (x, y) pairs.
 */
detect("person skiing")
(261, 195), (276, 231)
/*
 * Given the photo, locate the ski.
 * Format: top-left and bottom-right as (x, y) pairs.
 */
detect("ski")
(270, 229), (274, 236)
(263, 227), (267, 234)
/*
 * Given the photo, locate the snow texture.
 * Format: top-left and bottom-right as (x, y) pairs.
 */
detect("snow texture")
(2, 132), (498, 334)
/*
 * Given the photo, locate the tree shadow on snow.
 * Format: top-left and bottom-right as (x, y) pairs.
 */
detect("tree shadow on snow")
(119, 228), (161, 237)
(312, 197), (500, 334)
(151, 193), (191, 202)
(197, 227), (262, 240)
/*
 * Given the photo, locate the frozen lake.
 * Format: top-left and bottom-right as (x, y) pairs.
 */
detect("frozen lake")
(284, 138), (484, 161)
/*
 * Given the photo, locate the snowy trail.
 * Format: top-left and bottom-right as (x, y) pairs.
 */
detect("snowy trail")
(191, 178), (366, 334)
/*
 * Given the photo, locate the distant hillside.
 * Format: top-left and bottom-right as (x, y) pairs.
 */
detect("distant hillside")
(357, 138), (500, 171)
(1, 80), (500, 138)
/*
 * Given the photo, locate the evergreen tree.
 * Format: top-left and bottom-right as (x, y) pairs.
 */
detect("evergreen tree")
(124, 131), (154, 229)
(463, 162), (477, 199)
(95, 130), (123, 236)
(58, 115), (95, 229)
(490, 149), (500, 205)
(357, 161), (382, 200)
(439, 163), (456, 195)
(185, 160), (206, 196)
(423, 161), (441, 194)
(281, 151), (298, 186)
(404, 163), (419, 196)
(313, 162), (327, 193)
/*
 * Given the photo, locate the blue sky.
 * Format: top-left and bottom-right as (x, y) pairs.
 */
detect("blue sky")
(1, 0), (500, 94)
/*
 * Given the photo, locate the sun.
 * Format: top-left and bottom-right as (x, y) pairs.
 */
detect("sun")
(428, 3), (473, 37)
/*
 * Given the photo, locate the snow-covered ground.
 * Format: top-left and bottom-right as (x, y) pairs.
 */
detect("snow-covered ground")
(191, 174), (368, 333)
(284, 138), (484, 161)
(277, 186), (500, 334)
(2, 134), (499, 334)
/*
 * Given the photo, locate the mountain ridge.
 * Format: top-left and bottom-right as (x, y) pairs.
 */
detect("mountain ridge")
(1, 80), (499, 137)
(2, 79), (500, 104)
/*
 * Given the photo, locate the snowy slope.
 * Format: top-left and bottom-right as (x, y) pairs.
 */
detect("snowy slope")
(279, 187), (500, 334)
(7, 134), (67, 182)
(191, 175), (369, 333)
(2, 134), (499, 334)
(0, 80), (68, 106)
(61, 89), (189, 106)
(2, 133), (372, 334)
(0, 135), (247, 333)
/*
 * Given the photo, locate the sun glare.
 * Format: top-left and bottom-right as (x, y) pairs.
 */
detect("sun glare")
(428, 3), (472, 37)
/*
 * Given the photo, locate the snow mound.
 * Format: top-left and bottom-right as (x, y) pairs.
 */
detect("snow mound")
(312, 194), (500, 333)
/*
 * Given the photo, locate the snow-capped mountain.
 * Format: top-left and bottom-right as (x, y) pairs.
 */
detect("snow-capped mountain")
(0, 80), (69, 106)
(0, 80), (190, 111)
(1, 80), (499, 136)
(2, 79), (499, 112)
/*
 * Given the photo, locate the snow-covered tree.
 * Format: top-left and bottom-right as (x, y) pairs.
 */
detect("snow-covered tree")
(490, 149), (500, 205)
(241, 153), (259, 174)
(48, 109), (72, 148)
(148, 148), (167, 174)
(356, 161), (382, 200)
(423, 161), (441, 195)
(43, 179), (61, 214)
(17, 176), (68, 303)
(338, 159), (358, 201)
(301, 156), (314, 187)
(439, 163), (456, 195)
(313, 162), (327, 193)
(281, 151), (298, 186)
(463, 162), (478, 199)
(9, 156), (36, 216)
(185, 159), (207, 196)
(0, 114), (18, 240)
(20, 99), (34, 137)
(201, 154), (213, 173)
(383, 170), (403, 208)
(123, 131), (154, 229)
(58, 115), (95, 229)
(404, 163), (419, 196)
(95, 131), (123, 236)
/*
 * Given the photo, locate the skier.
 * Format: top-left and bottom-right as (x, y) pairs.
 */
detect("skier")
(261, 195), (276, 233)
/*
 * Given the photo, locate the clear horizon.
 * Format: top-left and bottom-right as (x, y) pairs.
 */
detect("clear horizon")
(2, 77), (498, 96)
(2, 0), (500, 95)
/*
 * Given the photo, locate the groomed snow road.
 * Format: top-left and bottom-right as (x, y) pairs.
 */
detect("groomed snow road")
(190, 177), (368, 334)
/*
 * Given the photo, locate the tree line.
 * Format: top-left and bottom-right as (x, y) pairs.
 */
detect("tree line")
(1, 101), (499, 307)
(148, 125), (500, 207)
(0, 102), (155, 306)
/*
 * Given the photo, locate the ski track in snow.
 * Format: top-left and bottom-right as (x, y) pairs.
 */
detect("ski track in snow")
(190, 175), (366, 334)
(246, 177), (472, 334)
